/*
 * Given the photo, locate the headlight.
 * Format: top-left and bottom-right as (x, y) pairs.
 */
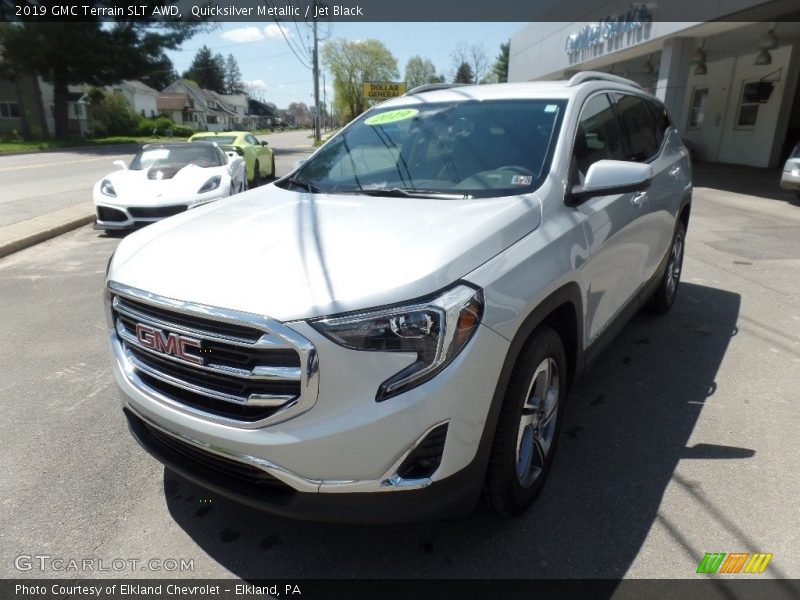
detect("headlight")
(310, 284), (483, 400)
(100, 179), (116, 197)
(198, 176), (221, 193)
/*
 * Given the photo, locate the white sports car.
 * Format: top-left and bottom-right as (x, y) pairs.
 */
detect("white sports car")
(93, 141), (247, 231)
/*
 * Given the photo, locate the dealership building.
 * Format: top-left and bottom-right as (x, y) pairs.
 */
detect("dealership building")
(508, 4), (800, 168)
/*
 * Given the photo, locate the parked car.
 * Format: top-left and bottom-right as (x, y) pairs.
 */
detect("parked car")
(189, 131), (275, 186)
(94, 142), (247, 231)
(780, 142), (800, 199)
(105, 72), (692, 521)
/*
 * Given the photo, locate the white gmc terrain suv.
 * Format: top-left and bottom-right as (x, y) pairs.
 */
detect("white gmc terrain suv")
(105, 72), (692, 521)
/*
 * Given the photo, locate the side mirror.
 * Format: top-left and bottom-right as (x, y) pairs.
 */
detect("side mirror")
(261, 141), (268, 146)
(113, 160), (127, 170)
(567, 160), (652, 205)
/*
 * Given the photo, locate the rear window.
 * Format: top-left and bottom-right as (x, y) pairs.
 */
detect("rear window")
(614, 94), (660, 162)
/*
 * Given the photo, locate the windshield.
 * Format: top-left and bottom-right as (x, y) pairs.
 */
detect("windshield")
(792, 144), (800, 159)
(286, 99), (566, 198)
(129, 144), (224, 170)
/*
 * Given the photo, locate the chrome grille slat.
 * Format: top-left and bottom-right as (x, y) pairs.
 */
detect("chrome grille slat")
(116, 322), (301, 382)
(113, 296), (288, 349)
(107, 281), (319, 428)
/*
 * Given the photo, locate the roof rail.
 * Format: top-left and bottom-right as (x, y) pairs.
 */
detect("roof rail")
(566, 71), (642, 89)
(405, 83), (466, 95)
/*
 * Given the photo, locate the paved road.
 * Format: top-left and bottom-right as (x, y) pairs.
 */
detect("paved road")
(1, 176), (798, 582)
(0, 130), (316, 227)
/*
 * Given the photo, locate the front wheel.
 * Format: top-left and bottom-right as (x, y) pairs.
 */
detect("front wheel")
(483, 327), (566, 516)
(251, 160), (261, 187)
(646, 221), (686, 314)
(270, 155), (276, 179)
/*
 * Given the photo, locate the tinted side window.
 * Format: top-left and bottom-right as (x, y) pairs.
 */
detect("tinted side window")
(572, 94), (625, 184)
(245, 135), (259, 145)
(647, 99), (672, 147)
(615, 94), (660, 162)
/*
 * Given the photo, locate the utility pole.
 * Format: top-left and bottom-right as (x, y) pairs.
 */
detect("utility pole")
(322, 72), (327, 133)
(312, 4), (321, 143)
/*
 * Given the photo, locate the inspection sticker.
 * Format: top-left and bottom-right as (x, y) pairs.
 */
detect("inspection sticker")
(511, 175), (533, 185)
(365, 108), (419, 126)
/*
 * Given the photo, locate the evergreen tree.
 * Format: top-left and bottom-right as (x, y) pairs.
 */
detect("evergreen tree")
(182, 45), (226, 93)
(453, 62), (474, 84)
(224, 54), (244, 95)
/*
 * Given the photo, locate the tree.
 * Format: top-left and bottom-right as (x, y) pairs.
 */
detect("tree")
(492, 41), (510, 83)
(404, 56), (437, 90)
(140, 52), (178, 91)
(453, 62), (474, 84)
(0, 15), (208, 139)
(182, 45), (226, 93)
(286, 102), (311, 127)
(322, 38), (398, 122)
(450, 42), (487, 84)
(87, 89), (140, 136)
(224, 54), (244, 95)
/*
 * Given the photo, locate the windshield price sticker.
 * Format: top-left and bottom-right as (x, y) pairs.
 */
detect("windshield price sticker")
(365, 109), (419, 126)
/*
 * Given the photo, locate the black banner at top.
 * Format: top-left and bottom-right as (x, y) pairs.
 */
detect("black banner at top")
(2, 0), (800, 22)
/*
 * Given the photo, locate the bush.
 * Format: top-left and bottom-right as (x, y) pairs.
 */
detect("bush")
(88, 91), (140, 136)
(137, 116), (193, 138)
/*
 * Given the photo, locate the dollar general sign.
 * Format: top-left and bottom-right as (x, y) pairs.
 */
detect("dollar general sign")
(363, 82), (407, 99)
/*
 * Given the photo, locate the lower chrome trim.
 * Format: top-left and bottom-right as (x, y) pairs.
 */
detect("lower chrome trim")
(125, 403), (447, 494)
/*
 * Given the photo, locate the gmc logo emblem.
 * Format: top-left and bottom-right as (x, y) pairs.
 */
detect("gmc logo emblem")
(135, 323), (203, 365)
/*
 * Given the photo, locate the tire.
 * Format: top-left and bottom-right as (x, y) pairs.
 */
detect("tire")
(251, 160), (261, 187)
(483, 326), (567, 516)
(646, 220), (686, 314)
(270, 155), (276, 179)
(242, 176), (249, 193)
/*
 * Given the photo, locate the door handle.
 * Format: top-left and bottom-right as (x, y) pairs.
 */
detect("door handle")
(669, 166), (681, 177)
(631, 192), (647, 207)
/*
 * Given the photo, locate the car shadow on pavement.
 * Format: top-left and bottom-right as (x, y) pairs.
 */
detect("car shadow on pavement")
(163, 282), (742, 579)
(692, 161), (798, 204)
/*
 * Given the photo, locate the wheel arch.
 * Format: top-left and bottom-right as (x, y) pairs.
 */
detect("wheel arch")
(460, 282), (585, 500)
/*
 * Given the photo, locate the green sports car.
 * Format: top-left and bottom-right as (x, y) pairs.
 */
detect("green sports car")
(189, 131), (275, 186)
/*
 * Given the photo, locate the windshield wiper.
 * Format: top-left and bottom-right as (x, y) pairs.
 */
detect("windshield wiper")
(285, 177), (321, 193)
(356, 187), (471, 199)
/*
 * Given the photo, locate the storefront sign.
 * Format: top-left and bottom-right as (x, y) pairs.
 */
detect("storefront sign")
(565, 4), (653, 55)
(363, 82), (407, 99)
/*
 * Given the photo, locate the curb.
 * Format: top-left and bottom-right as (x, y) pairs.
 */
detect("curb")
(0, 206), (95, 259)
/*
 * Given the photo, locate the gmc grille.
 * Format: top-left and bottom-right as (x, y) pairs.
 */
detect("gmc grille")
(109, 285), (318, 427)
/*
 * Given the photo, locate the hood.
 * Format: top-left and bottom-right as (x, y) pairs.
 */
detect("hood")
(103, 166), (221, 206)
(110, 184), (542, 322)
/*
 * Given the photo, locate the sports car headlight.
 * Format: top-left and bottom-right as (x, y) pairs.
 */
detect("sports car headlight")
(198, 176), (221, 193)
(310, 284), (483, 401)
(100, 179), (116, 197)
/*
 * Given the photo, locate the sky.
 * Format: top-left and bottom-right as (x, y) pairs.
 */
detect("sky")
(166, 22), (523, 109)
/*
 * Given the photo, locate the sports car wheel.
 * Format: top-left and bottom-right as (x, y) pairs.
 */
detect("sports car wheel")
(270, 156), (276, 179)
(252, 161), (262, 187)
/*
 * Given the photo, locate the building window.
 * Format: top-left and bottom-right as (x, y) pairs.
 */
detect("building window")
(207, 115), (218, 124)
(687, 88), (708, 130)
(0, 101), (21, 118)
(735, 80), (772, 129)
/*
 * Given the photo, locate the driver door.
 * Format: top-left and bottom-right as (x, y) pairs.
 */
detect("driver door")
(571, 93), (649, 345)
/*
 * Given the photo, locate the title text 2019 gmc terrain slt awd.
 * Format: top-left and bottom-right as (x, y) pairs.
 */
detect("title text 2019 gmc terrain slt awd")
(105, 72), (692, 522)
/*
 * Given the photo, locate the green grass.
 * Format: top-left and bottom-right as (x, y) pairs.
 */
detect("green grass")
(0, 135), (185, 154)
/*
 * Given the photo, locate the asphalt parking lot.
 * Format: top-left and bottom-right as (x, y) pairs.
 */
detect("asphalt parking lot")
(0, 164), (798, 581)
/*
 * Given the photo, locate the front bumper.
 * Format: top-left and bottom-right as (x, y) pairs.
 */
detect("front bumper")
(94, 192), (228, 230)
(110, 302), (510, 521)
(780, 170), (800, 191)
